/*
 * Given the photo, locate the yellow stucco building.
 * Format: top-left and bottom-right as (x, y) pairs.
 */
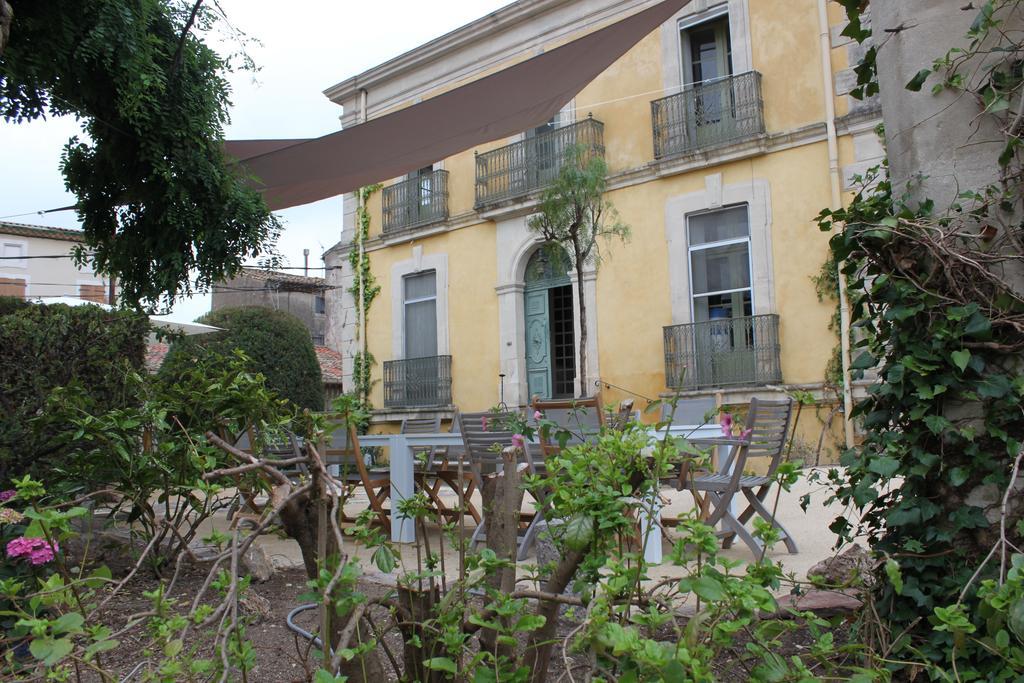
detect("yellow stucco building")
(322, 0), (879, 458)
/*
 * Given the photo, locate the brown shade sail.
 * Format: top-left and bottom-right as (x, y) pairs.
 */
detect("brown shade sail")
(226, 0), (690, 211)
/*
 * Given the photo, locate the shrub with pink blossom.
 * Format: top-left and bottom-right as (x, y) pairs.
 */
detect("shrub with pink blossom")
(6, 536), (59, 566)
(0, 489), (16, 503)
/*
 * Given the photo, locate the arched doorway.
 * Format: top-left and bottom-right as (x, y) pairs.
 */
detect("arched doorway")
(524, 246), (575, 399)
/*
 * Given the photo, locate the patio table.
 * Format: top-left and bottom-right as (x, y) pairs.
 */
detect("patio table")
(358, 432), (465, 543)
(640, 424), (732, 565)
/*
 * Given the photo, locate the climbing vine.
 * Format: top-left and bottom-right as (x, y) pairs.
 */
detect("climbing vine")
(818, 1), (1024, 677)
(347, 183), (382, 415)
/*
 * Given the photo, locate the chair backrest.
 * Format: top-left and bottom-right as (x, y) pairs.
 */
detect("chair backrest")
(318, 415), (373, 484)
(661, 396), (718, 426)
(456, 410), (519, 481)
(531, 394), (604, 456)
(401, 416), (441, 435)
(744, 397), (794, 474)
(606, 399), (636, 430)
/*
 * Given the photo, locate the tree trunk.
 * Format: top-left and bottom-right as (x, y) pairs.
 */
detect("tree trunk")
(479, 448), (525, 658)
(574, 251), (588, 396)
(524, 547), (587, 682)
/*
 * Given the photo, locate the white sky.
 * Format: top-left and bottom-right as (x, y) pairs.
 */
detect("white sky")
(0, 0), (509, 319)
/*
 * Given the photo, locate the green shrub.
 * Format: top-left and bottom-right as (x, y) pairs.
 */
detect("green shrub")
(161, 306), (324, 411)
(0, 302), (148, 481)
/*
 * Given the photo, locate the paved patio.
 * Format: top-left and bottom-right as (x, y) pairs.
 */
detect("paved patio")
(210, 466), (863, 587)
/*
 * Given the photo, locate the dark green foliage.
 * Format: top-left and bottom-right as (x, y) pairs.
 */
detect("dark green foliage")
(0, 303), (148, 480)
(0, 1), (280, 307)
(161, 306), (324, 411)
(818, 171), (1024, 676)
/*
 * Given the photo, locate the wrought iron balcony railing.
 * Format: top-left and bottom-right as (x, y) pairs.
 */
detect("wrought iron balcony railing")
(663, 314), (781, 391)
(382, 169), (449, 233)
(475, 117), (604, 207)
(651, 71), (764, 159)
(383, 355), (453, 408)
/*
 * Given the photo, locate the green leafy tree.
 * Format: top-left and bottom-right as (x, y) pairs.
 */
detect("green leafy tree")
(161, 306), (324, 410)
(0, 1), (280, 307)
(527, 144), (629, 394)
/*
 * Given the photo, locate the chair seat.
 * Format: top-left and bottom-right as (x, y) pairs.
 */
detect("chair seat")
(692, 473), (770, 491)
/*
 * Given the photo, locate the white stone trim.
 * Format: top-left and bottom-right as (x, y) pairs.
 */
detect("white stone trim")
(390, 251), (449, 360)
(663, 177), (774, 324)
(494, 216), (599, 406)
(661, 0), (753, 95)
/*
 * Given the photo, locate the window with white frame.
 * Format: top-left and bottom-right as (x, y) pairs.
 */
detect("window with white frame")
(1, 242), (26, 269)
(687, 204), (752, 323)
(403, 271), (437, 360)
(680, 13), (732, 87)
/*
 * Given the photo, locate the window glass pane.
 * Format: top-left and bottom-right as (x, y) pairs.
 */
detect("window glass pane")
(687, 205), (748, 245)
(693, 290), (753, 323)
(404, 271), (436, 301)
(405, 299), (437, 359)
(690, 241), (751, 295)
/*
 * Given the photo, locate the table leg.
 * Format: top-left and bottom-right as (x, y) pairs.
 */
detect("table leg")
(638, 490), (663, 565)
(390, 435), (416, 543)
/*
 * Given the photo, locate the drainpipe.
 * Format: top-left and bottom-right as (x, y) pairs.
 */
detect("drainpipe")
(818, 0), (856, 449)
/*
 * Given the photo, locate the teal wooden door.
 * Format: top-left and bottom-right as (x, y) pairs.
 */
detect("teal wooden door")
(525, 289), (552, 400)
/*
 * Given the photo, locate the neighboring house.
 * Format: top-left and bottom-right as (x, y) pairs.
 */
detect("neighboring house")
(212, 267), (328, 345)
(0, 221), (114, 303)
(315, 345), (346, 405)
(322, 0), (881, 443)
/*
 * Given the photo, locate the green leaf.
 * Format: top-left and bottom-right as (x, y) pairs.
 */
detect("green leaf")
(84, 638), (119, 659)
(951, 349), (971, 372)
(424, 657), (459, 674)
(30, 636), (74, 666)
(513, 615), (546, 632)
(563, 515), (595, 551)
(868, 456), (900, 478)
(905, 69), (932, 91)
(851, 352), (876, 370)
(692, 576), (726, 602)
(313, 669), (348, 683)
(371, 546), (395, 574)
(1008, 599), (1024, 642)
(885, 559), (903, 595)
(52, 612), (85, 635)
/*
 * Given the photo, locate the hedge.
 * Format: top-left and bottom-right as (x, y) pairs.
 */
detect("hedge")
(160, 306), (324, 411)
(0, 299), (148, 480)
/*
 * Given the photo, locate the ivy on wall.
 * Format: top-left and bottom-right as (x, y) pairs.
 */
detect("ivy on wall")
(818, 1), (1024, 676)
(347, 184), (382, 416)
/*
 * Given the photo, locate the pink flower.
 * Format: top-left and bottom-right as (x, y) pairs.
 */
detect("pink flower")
(0, 490), (16, 503)
(511, 434), (526, 450)
(740, 428), (753, 442)
(720, 413), (733, 437)
(6, 537), (59, 565)
(533, 410), (542, 421)
(481, 416), (489, 431)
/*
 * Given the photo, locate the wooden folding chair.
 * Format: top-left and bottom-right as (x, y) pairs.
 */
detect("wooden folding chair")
(531, 393), (605, 459)
(224, 424), (305, 527)
(458, 409), (543, 559)
(319, 416), (391, 533)
(691, 397), (797, 556)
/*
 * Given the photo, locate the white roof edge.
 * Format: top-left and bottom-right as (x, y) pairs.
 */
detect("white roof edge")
(321, 0), (658, 110)
(322, 0), (562, 102)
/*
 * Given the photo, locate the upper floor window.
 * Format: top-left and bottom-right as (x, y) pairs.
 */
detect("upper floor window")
(681, 14), (732, 86)
(312, 334), (325, 346)
(0, 277), (26, 299)
(403, 270), (437, 360)
(1, 241), (26, 269)
(78, 284), (107, 304)
(688, 204), (751, 323)
(315, 294), (326, 315)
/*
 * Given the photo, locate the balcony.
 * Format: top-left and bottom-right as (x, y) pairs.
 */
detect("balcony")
(651, 71), (764, 159)
(663, 314), (781, 391)
(383, 355), (453, 408)
(382, 169), (449, 233)
(475, 117), (604, 207)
